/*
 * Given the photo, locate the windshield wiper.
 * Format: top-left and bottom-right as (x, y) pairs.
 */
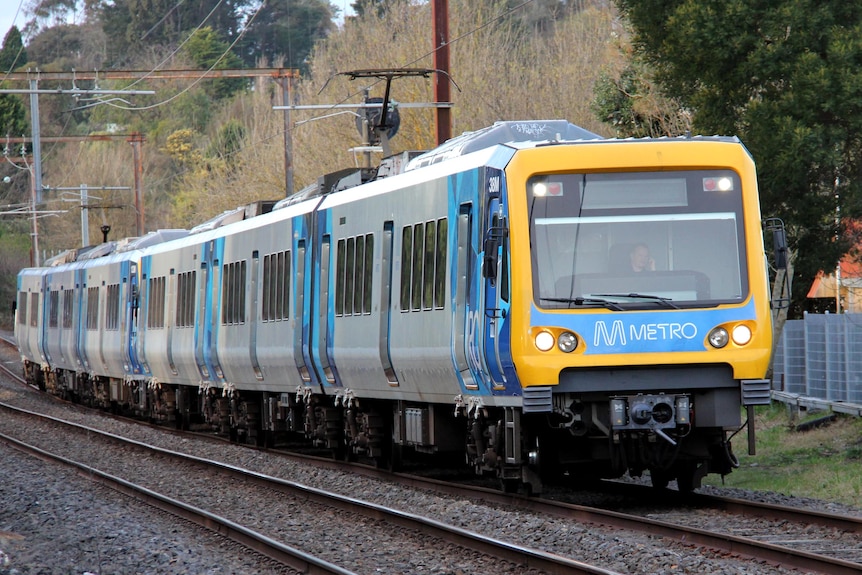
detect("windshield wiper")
(592, 293), (680, 309)
(541, 296), (624, 311)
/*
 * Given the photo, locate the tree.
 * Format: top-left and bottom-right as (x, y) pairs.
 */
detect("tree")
(100, 0), (244, 65)
(0, 27), (28, 142)
(25, 22), (105, 69)
(350, 0), (404, 19)
(0, 26), (27, 72)
(183, 27), (245, 100)
(238, 0), (335, 71)
(0, 222), (31, 330)
(613, 0), (862, 316)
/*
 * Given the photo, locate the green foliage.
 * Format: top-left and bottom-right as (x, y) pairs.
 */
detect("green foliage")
(101, 0), (243, 65)
(238, 0), (334, 71)
(0, 26), (27, 72)
(613, 0), (862, 315)
(0, 92), (28, 138)
(207, 119), (245, 165)
(0, 27), (29, 140)
(0, 222), (31, 330)
(703, 404), (862, 506)
(351, 0), (404, 19)
(25, 23), (105, 70)
(183, 27), (245, 100)
(592, 62), (688, 138)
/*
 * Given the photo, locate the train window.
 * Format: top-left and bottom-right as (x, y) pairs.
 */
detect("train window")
(223, 265), (231, 324)
(346, 238), (356, 315)
(147, 277), (166, 329)
(411, 222), (424, 311)
(354, 236), (364, 314)
(423, 222), (435, 310)
(106, 284), (120, 330)
(262, 255), (271, 319)
(63, 289), (73, 328)
(29, 292), (39, 327)
(400, 227), (412, 312)
(17, 291), (26, 325)
(335, 240), (346, 316)
(363, 233), (373, 314)
(86, 287), (98, 330)
(176, 271), (196, 327)
(435, 218), (447, 309)
(336, 235), (374, 317)
(221, 261), (247, 325)
(262, 251), (289, 322)
(278, 251), (288, 320)
(48, 290), (59, 328)
(239, 261), (247, 322)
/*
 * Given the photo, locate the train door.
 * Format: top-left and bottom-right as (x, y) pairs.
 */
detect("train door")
(453, 203), (481, 390)
(477, 168), (515, 391)
(379, 221), (398, 386)
(194, 241), (224, 385)
(125, 260), (143, 376)
(165, 269), (178, 376)
(308, 231), (338, 387)
(248, 250), (264, 381)
(294, 237), (314, 384)
(36, 275), (48, 366)
(75, 268), (90, 371)
(97, 281), (109, 373)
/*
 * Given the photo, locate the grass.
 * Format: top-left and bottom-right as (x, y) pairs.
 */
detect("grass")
(701, 403), (862, 507)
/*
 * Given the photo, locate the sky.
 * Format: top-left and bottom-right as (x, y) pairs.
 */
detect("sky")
(0, 0), (356, 46)
(1, 0), (28, 42)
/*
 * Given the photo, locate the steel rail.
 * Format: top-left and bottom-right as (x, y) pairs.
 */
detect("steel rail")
(0, 430), (355, 575)
(3, 336), (860, 574)
(0, 401), (620, 575)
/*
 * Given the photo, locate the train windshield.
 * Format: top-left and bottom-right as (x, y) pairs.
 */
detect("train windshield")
(529, 170), (748, 309)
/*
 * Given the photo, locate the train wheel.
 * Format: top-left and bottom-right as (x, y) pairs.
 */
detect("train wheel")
(387, 442), (403, 472)
(675, 461), (702, 493)
(500, 477), (519, 493)
(649, 469), (671, 490)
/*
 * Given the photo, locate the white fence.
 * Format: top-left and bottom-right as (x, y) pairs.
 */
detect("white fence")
(771, 312), (862, 415)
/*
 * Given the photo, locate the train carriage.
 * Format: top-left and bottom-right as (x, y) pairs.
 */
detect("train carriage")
(16, 120), (782, 494)
(15, 267), (47, 386)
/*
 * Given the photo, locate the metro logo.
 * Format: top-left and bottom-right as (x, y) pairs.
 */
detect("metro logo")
(594, 320), (698, 348)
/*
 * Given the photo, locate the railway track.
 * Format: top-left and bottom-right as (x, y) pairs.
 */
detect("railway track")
(2, 333), (861, 573)
(0, 396), (618, 574)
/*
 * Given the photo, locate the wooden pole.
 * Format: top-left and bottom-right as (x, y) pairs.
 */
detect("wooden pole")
(432, 0), (451, 145)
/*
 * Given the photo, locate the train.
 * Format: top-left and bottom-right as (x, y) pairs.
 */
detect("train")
(15, 120), (784, 493)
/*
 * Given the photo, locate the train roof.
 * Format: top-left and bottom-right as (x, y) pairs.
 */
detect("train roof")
(405, 120), (602, 171)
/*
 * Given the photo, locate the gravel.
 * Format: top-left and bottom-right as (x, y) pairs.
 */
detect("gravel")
(0, 443), (292, 575)
(2, 338), (860, 574)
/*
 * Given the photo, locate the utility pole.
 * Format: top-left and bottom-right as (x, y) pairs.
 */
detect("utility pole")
(129, 133), (145, 236)
(275, 76), (295, 196)
(432, 0), (452, 145)
(28, 78), (43, 203)
(45, 185), (131, 246)
(4, 68), (300, 198)
(3, 78), (155, 206)
(275, 69), (453, 183)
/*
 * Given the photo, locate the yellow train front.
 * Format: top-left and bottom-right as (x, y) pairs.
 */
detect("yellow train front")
(502, 135), (773, 492)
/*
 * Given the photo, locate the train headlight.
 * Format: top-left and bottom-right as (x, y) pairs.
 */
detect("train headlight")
(732, 324), (752, 346)
(557, 331), (578, 353)
(535, 331), (555, 351)
(532, 182), (548, 196)
(707, 327), (729, 349)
